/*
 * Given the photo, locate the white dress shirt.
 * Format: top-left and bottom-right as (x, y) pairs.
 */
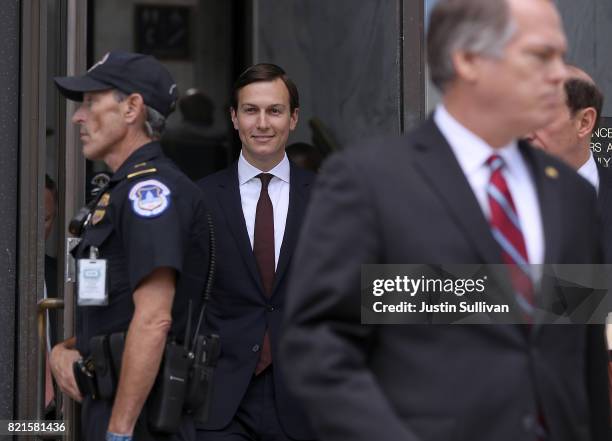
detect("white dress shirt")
(434, 105), (545, 264)
(577, 153), (599, 192)
(238, 152), (290, 269)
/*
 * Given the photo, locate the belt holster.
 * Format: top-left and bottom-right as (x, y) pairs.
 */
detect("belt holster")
(109, 332), (126, 373)
(90, 334), (117, 400)
(73, 357), (98, 399)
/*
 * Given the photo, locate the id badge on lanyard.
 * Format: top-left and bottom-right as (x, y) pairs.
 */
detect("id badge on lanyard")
(77, 246), (109, 306)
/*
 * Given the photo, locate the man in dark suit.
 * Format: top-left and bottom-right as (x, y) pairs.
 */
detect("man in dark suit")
(197, 64), (315, 441)
(527, 66), (612, 257)
(280, 1), (610, 441)
(527, 65), (612, 430)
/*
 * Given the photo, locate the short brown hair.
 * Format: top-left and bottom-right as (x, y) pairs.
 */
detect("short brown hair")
(231, 63), (299, 113)
(565, 78), (604, 132)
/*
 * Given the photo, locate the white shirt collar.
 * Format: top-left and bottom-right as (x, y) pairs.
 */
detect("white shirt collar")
(238, 151), (290, 185)
(434, 104), (520, 175)
(433, 104), (545, 265)
(577, 153), (599, 191)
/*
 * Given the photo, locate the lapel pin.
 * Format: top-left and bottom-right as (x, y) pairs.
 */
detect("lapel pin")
(545, 166), (559, 179)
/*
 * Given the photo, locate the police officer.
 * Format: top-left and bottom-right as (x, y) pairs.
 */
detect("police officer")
(50, 51), (209, 441)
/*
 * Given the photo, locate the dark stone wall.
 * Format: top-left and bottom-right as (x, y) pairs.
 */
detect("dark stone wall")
(0, 0), (20, 421)
(556, 0), (612, 163)
(557, 0), (612, 117)
(254, 0), (401, 148)
(253, 0), (612, 148)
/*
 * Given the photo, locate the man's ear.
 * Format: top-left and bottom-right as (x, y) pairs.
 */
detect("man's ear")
(230, 107), (239, 130)
(576, 107), (597, 139)
(124, 93), (146, 124)
(289, 108), (299, 131)
(452, 50), (480, 83)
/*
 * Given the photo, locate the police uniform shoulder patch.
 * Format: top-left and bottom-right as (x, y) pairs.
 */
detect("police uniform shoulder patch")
(128, 179), (171, 218)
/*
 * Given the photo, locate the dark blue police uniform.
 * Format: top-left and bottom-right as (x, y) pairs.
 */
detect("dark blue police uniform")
(74, 141), (208, 441)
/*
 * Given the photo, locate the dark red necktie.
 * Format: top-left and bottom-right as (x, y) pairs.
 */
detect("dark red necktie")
(254, 173), (274, 375)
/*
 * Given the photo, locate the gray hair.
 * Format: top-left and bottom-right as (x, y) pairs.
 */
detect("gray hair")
(112, 90), (166, 139)
(143, 105), (166, 140)
(427, 0), (517, 91)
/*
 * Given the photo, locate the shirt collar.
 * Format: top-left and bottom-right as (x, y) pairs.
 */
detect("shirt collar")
(238, 151), (290, 185)
(111, 141), (163, 183)
(434, 104), (519, 175)
(577, 152), (599, 191)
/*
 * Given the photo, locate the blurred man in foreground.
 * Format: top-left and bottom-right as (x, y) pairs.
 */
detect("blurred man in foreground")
(281, 0), (610, 440)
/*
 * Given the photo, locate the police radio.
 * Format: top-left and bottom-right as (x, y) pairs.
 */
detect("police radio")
(184, 333), (220, 417)
(68, 182), (113, 236)
(148, 212), (219, 432)
(184, 212), (220, 421)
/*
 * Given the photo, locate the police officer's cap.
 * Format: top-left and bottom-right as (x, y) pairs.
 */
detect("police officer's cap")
(54, 51), (178, 118)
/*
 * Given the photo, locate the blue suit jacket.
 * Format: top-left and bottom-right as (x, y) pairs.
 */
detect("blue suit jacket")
(197, 160), (315, 439)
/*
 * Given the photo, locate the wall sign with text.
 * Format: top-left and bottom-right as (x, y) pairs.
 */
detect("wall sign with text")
(591, 117), (612, 167)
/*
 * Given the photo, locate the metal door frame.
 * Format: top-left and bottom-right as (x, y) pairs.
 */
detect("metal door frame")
(0, 0), (20, 426)
(57, 0), (89, 437)
(17, 1), (87, 438)
(18, 0), (50, 423)
(401, 0), (427, 131)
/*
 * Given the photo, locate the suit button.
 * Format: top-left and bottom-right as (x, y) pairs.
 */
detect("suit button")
(252, 344), (260, 352)
(267, 305), (275, 312)
(522, 414), (535, 432)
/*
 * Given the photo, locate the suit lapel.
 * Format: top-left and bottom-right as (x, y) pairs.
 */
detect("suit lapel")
(216, 163), (265, 293)
(411, 120), (501, 264)
(272, 163), (310, 295)
(519, 143), (562, 264)
(517, 143), (564, 336)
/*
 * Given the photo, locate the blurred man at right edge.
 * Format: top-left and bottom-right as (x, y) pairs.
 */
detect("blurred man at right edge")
(527, 65), (612, 433)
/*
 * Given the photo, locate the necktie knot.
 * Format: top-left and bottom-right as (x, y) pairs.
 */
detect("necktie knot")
(258, 173), (273, 190)
(487, 154), (505, 172)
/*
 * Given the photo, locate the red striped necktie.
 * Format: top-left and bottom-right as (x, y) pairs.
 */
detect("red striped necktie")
(487, 155), (548, 440)
(486, 154), (535, 322)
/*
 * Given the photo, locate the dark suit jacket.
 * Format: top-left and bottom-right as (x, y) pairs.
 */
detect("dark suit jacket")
(596, 160), (612, 262)
(281, 119), (610, 441)
(595, 160), (612, 437)
(197, 161), (315, 439)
